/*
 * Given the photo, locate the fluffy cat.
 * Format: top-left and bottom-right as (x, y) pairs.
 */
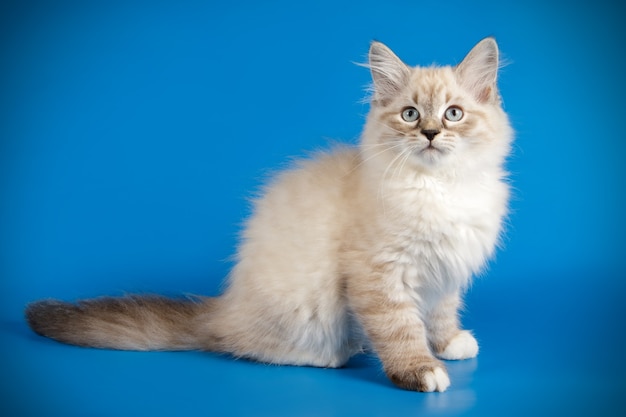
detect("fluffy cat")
(25, 38), (512, 392)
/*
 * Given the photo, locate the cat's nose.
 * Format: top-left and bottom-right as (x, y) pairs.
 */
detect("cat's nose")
(421, 129), (440, 141)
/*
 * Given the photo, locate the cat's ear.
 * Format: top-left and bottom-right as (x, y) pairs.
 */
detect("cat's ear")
(455, 37), (500, 103)
(368, 41), (411, 104)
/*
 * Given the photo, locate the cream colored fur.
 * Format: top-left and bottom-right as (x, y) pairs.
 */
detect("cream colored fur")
(26, 38), (512, 393)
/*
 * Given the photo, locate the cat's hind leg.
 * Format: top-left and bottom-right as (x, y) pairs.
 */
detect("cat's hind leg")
(195, 294), (357, 368)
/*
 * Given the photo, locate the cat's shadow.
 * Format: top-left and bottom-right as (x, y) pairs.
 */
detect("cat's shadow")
(186, 349), (394, 389)
(187, 349), (479, 395)
(342, 353), (479, 413)
(2, 318), (42, 343)
(341, 353), (394, 388)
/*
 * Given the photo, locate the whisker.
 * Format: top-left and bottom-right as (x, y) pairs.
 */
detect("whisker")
(374, 120), (405, 135)
(348, 141), (405, 174)
(392, 144), (416, 182)
(358, 141), (401, 149)
(377, 147), (407, 204)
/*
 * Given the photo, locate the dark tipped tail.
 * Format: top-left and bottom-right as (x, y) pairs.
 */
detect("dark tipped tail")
(25, 295), (210, 351)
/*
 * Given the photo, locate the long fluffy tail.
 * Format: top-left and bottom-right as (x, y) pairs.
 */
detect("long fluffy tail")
(25, 295), (211, 351)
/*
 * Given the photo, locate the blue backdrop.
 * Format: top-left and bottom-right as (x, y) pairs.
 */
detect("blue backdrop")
(2, 0), (625, 416)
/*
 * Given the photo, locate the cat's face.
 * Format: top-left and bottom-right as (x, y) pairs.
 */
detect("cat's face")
(374, 67), (492, 167)
(362, 38), (511, 173)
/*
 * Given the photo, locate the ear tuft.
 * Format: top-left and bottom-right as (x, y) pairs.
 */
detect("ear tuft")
(368, 41), (411, 104)
(455, 37), (500, 103)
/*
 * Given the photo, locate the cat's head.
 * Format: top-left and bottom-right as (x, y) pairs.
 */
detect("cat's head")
(362, 38), (512, 174)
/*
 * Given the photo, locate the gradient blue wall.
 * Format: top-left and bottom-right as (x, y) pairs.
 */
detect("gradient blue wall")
(1, 0), (625, 416)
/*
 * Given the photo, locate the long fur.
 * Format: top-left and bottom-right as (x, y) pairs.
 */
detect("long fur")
(25, 38), (513, 392)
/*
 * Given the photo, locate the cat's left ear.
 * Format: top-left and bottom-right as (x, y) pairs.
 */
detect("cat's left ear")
(455, 37), (500, 103)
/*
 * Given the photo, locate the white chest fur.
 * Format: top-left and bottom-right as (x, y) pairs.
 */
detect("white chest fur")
(374, 170), (507, 299)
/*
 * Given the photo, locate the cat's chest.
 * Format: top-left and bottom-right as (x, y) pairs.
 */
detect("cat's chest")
(377, 174), (505, 282)
(387, 175), (496, 234)
(374, 180), (503, 297)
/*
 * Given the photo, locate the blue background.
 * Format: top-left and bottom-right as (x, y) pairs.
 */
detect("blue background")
(2, 0), (625, 416)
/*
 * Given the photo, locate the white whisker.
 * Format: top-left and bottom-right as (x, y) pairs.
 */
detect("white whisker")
(377, 146), (409, 212)
(393, 144), (416, 182)
(348, 140), (405, 174)
(374, 120), (405, 135)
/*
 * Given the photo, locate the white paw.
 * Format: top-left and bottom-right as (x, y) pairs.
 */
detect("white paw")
(387, 362), (451, 392)
(422, 366), (451, 392)
(438, 330), (479, 360)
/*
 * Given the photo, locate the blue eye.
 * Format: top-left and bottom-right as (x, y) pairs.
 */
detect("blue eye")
(401, 107), (420, 122)
(444, 106), (464, 122)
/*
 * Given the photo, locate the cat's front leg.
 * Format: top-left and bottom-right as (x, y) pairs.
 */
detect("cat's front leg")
(426, 292), (479, 360)
(346, 264), (450, 392)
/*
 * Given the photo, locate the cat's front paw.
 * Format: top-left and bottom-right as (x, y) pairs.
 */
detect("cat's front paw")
(386, 360), (450, 392)
(437, 330), (479, 360)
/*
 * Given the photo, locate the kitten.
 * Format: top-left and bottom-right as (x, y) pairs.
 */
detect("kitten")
(25, 38), (512, 392)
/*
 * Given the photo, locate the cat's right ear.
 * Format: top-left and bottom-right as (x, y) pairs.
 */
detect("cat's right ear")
(368, 42), (411, 105)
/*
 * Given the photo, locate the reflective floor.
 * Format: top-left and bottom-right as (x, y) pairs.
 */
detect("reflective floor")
(3, 268), (625, 416)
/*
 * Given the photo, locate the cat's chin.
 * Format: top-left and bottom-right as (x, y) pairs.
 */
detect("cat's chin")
(410, 146), (449, 167)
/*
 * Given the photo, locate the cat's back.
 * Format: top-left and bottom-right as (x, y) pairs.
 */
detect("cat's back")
(237, 146), (360, 267)
(250, 146), (360, 223)
(274, 146), (359, 195)
(230, 146), (361, 312)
